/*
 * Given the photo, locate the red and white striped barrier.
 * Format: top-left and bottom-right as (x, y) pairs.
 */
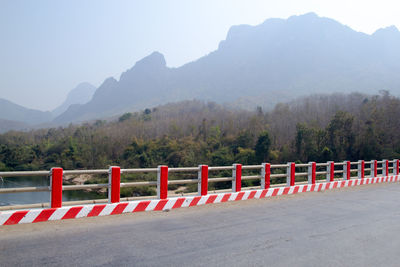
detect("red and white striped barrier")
(1, 175), (398, 226)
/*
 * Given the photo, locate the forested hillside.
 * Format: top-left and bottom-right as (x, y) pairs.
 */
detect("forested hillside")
(0, 92), (399, 172)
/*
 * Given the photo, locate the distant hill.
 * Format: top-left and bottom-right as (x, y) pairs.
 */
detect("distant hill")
(0, 118), (29, 133)
(0, 98), (52, 125)
(52, 82), (96, 117)
(0, 82), (97, 133)
(54, 13), (400, 124)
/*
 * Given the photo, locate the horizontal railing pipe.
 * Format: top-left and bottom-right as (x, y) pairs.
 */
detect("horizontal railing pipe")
(168, 167), (199, 172)
(121, 168), (158, 173)
(208, 166), (234, 171)
(270, 164), (287, 168)
(62, 184), (108, 190)
(63, 169), (108, 175)
(168, 179), (198, 185)
(0, 170), (50, 177)
(0, 186), (50, 194)
(294, 163), (309, 168)
(208, 177), (234, 182)
(242, 175), (262, 180)
(241, 165), (263, 170)
(270, 173), (287, 178)
(120, 181), (157, 187)
(334, 162), (345, 166)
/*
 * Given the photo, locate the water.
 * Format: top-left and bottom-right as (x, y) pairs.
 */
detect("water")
(0, 176), (105, 206)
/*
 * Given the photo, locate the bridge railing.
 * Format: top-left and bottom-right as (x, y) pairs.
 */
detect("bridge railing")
(0, 159), (399, 210)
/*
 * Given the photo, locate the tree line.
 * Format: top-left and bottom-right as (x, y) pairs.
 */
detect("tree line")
(0, 92), (399, 172)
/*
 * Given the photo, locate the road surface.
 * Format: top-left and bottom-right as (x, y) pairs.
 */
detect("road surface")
(1, 182), (400, 266)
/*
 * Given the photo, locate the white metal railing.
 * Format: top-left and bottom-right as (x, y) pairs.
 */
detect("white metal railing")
(0, 159), (399, 211)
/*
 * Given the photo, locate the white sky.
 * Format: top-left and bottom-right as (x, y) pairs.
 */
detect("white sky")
(0, 0), (399, 111)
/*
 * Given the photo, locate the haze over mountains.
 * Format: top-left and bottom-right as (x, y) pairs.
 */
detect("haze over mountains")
(0, 82), (95, 132)
(2, 12), (400, 131)
(55, 12), (400, 123)
(0, 98), (52, 128)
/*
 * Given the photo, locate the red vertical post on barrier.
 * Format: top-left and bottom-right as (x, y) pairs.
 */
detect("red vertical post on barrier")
(372, 160), (377, 177)
(261, 163), (271, 189)
(308, 162), (316, 184)
(108, 166), (121, 203)
(50, 167), (63, 208)
(386, 160), (390, 176)
(233, 164), (242, 192)
(395, 159), (400, 175)
(157, 165), (168, 199)
(344, 161), (351, 180)
(384, 160), (389, 176)
(327, 161), (334, 182)
(291, 162), (296, 186)
(358, 160), (365, 179)
(198, 165), (208, 196)
(287, 162), (295, 187)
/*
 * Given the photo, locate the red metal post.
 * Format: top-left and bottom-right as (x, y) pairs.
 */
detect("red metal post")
(396, 159), (400, 175)
(157, 165), (168, 199)
(345, 161), (351, 180)
(358, 160), (365, 179)
(198, 165), (208, 196)
(308, 162), (316, 184)
(108, 166), (121, 203)
(372, 160), (377, 177)
(261, 163), (271, 189)
(327, 161), (334, 182)
(384, 160), (389, 176)
(386, 160), (389, 176)
(287, 162), (295, 187)
(50, 167), (63, 208)
(233, 164), (242, 192)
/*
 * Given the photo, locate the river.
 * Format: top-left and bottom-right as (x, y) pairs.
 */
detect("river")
(0, 176), (104, 206)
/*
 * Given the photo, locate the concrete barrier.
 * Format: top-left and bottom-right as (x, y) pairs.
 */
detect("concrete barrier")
(1, 175), (399, 226)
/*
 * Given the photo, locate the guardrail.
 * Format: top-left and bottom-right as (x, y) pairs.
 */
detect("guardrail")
(0, 159), (399, 210)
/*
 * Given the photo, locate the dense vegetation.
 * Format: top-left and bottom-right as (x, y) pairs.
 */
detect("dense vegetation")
(1, 92), (400, 173)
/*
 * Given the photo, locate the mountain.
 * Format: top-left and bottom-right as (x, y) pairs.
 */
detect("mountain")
(0, 98), (52, 125)
(52, 82), (96, 117)
(55, 12), (400, 123)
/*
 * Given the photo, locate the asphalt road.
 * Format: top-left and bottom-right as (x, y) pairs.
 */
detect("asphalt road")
(1, 182), (400, 267)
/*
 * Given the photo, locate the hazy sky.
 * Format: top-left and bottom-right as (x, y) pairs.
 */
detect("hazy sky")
(1, 0), (399, 111)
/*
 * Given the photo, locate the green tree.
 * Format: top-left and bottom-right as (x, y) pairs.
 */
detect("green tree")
(357, 121), (381, 160)
(119, 112), (132, 122)
(326, 111), (355, 161)
(255, 131), (271, 163)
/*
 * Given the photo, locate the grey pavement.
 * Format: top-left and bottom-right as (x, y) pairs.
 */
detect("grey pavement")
(1, 183), (400, 266)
